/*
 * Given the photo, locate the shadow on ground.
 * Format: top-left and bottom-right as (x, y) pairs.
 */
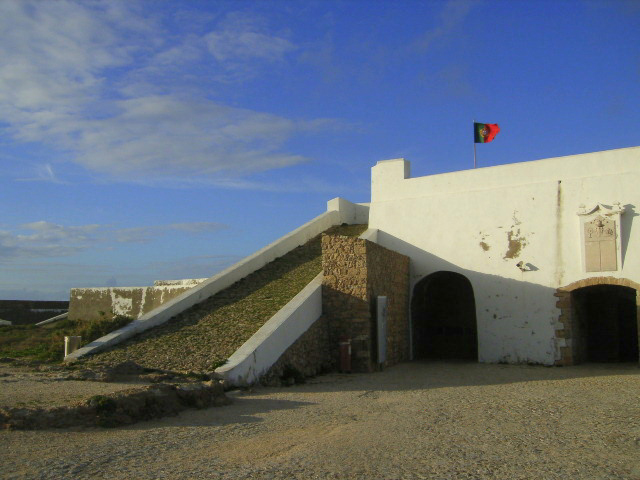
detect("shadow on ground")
(106, 360), (639, 431)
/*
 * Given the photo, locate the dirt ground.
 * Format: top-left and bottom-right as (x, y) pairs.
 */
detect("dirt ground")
(0, 365), (154, 408)
(1, 361), (639, 480)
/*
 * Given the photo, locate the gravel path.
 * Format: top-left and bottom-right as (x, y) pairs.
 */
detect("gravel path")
(2, 361), (639, 479)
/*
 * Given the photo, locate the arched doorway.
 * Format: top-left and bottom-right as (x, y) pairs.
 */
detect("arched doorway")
(572, 285), (638, 362)
(555, 277), (640, 365)
(411, 272), (478, 360)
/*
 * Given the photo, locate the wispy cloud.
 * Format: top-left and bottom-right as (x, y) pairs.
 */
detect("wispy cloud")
(0, 221), (100, 259)
(411, 0), (477, 52)
(204, 11), (296, 82)
(0, 1), (322, 185)
(16, 163), (67, 184)
(0, 220), (228, 260)
(113, 222), (227, 243)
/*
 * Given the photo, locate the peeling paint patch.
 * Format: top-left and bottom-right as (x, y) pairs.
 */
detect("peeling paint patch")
(111, 293), (133, 316)
(478, 231), (491, 252)
(503, 229), (528, 260)
(512, 210), (522, 226)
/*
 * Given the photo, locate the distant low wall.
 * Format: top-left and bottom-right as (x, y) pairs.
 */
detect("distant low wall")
(0, 300), (69, 325)
(68, 282), (204, 321)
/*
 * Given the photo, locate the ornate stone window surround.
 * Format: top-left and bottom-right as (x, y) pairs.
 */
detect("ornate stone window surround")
(577, 202), (625, 272)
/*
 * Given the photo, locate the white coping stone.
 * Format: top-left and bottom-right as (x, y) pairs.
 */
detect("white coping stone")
(35, 312), (69, 326)
(65, 197), (369, 362)
(153, 279), (208, 287)
(215, 273), (323, 386)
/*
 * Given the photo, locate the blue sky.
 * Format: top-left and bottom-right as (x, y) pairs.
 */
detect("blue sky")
(1, 0), (638, 300)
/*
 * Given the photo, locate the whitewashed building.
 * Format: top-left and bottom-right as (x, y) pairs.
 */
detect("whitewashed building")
(367, 146), (639, 365)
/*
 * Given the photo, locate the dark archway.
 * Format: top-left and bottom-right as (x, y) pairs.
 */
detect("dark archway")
(411, 272), (478, 360)
(571, 285), (638, 362)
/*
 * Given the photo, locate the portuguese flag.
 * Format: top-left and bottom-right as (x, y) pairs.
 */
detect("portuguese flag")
(474, 122), (500, 143)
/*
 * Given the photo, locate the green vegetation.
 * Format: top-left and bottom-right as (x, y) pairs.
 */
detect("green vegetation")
(87, 394), (117, 413)
(0, 315), (133, 364)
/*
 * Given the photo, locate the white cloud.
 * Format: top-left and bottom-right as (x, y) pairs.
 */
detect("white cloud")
(0, 0), (134, 113)
(68, 96), (307, 180)
(0, 222), (99, 259)
(206, 29), (294, 63)
(0, 2), (316, 184)
(204, 11), (296, 81)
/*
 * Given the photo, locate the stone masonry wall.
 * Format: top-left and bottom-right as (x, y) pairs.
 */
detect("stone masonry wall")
(262, 315), (333, 386)
(366, 241), (411, 366)
(322, 234), (410, 372)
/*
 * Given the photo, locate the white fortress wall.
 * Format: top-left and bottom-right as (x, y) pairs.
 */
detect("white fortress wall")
(368, 147), (640, 364)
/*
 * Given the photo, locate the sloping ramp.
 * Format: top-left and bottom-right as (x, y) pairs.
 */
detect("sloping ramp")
(65, 197), (368, 363)
(84, 224), (366, 373)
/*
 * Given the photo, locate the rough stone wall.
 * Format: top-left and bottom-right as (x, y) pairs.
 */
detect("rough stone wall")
(366, 241), (411, 366)
(68, 285), (196, 321)
(322, 234), (410, 372)
(262, 315), (333, 386)
(322, 235), (371, 371)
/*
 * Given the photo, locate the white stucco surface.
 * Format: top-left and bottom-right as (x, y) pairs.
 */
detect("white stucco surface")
(369, 147), (640, 364)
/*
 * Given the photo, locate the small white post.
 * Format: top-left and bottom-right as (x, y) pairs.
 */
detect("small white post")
(64, 336), (82, 357)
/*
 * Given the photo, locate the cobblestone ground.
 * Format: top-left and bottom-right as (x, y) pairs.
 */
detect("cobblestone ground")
(2, 361), (639, 480)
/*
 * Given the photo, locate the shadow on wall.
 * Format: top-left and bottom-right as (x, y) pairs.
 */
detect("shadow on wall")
(620, 203), (637, 268)
(375, 230), (560, 365)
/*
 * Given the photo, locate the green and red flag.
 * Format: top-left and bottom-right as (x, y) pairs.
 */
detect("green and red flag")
(474, 122), (500, 143)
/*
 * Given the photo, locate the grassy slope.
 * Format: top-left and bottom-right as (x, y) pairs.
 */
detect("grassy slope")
(85, 224), (367, 373)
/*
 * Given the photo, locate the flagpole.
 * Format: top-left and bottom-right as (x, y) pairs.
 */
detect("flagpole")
(473, 119), (477, 169)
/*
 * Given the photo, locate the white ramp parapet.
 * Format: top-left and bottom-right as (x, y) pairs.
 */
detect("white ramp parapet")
(215, 273), (323, 386)
(35, 312), (68, 326)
